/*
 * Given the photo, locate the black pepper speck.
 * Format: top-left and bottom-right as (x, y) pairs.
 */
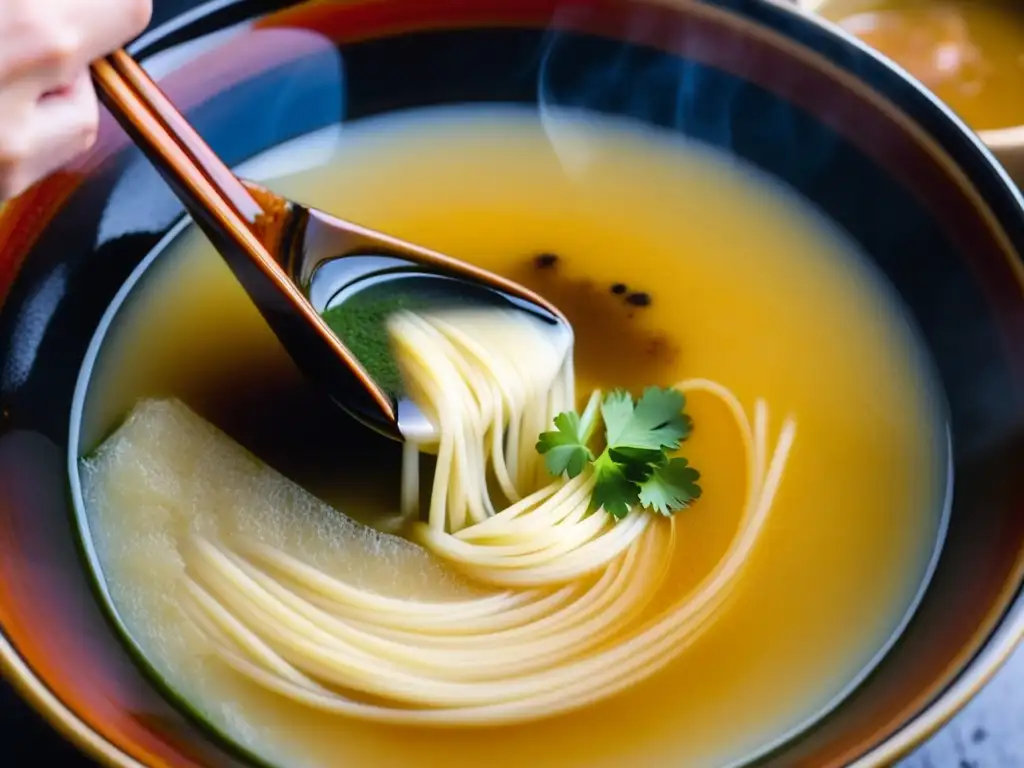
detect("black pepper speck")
(610, 283), (628, 295)
(626, 292), (651, 307)
(534, 253), (559, 269)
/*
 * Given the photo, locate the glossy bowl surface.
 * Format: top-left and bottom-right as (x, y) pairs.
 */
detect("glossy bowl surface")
(1, 1), (1024, 767)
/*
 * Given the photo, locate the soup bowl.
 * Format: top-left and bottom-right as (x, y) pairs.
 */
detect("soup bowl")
(791, 0), (1024, 186)
(1, 0), (1024, 766)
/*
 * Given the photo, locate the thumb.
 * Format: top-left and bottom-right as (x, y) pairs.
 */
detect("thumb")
(0, 70), (98, 200)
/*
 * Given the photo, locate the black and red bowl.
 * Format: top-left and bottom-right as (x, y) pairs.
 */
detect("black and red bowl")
(1, 1), (1023, 766)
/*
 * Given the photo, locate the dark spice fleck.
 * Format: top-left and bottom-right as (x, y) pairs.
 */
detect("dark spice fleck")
(508, 257), (681, 385)
(625, 292), (652, 307)
(971, 727), (988, 744)
(610, 283), (628, 295)
(534, 253), (559, 269)
(647, 336), (672, 357)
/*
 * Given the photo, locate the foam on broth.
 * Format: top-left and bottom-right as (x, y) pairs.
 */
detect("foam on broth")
(74, 107), (947, 768)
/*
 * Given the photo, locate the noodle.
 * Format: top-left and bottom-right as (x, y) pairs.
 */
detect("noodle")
(181, 307), (796, 726)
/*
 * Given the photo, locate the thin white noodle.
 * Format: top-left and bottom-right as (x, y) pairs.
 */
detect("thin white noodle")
(179, 307), (796, 725)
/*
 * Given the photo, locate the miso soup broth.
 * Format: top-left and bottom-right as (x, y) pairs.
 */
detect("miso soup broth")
(73, 107), (947, 768)
(818, 0), (1024, 132)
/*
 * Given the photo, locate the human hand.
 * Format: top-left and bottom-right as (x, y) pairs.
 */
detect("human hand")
(0, 0), (152, 201)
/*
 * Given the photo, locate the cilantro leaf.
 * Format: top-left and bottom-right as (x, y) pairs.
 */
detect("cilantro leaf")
(535, 386), (701, 522)
(608, 446), (666, 469)
(591, 455), (640, 520)
(599, 390), (636, 445)
(536, 411), (593, 478)
(638, 457), (702, 516)
(630, 386), (691, 447)
(603, 386), (690, 451)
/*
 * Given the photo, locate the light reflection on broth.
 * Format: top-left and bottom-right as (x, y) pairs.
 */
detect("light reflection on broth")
(74, 108), (947, 767)
(819, 0), (1024, 131)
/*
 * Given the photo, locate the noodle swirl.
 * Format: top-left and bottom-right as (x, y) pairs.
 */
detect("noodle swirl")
(182, 308), (796, 726)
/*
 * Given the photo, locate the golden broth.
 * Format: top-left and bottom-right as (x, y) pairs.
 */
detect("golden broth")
(818, 0), (1024, 131)
(76, 108), (946, 767)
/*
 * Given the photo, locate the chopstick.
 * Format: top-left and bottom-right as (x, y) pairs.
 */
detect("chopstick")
(96, 51), (263, 223)
(90, 52), (282, 279)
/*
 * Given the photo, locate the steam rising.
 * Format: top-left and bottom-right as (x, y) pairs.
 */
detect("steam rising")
(537, 3), (741, 178)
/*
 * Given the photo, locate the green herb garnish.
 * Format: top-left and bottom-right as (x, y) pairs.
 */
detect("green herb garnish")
(535, 411), (594, 478)
(536, 387), (701, 519)
(321, 293), (424, 397)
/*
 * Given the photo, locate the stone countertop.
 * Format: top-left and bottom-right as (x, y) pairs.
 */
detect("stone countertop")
(901, 643), (1024, 768)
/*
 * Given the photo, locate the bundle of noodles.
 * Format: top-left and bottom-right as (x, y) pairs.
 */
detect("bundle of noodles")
(182, 306), (796, 726)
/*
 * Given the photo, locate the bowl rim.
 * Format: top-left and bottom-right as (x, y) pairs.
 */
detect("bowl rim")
(1, 1), (1023, 767)
(770, 5), (1024, 763)
(0, 635), (142, 768)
